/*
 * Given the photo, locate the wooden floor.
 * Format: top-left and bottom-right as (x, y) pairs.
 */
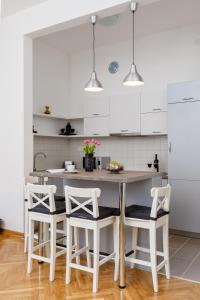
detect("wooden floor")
(0, 231), (200, 300)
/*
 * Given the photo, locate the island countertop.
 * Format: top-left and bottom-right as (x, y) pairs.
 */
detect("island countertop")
(30, 169), (164, 184)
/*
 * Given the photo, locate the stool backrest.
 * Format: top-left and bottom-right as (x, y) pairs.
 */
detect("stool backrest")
(24, 176), (39, 200)
(64, 186), (101, 219)
(150, 184), (171, 219)
(26, 183), (57, 213)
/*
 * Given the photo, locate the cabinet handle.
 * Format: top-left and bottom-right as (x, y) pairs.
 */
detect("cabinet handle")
(152, 131), (161, 134)
(93, 113), (100, 116)
(152, 108), (161, 111)
(169, 142), (172, 153)
(93, 133), (99, 136)
(121, 130), (129, 132)
(182, 97), (194, 101)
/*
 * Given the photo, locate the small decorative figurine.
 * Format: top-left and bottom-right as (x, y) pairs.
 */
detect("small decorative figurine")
(44, 106), (51, 114)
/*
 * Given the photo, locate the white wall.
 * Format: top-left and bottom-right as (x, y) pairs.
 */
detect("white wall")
(0, 0), (132, 232)
(33, 39), (70, 116)
(70, 23), (200, 116)
(1, 0), (48, 17)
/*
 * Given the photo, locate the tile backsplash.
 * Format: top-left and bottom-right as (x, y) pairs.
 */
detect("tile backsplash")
(67, 136), (168, 172)
(34, 136), (168, 172)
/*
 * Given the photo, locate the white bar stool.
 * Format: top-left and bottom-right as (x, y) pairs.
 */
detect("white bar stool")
(27, 183), (67, 281)
(125, 184), (171, 292)
(24, 176), (66, 253)
(65, 186), (120, 293)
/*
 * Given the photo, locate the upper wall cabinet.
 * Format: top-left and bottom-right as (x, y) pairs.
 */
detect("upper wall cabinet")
(141, 86), (167, 113)
(168, 80), (200, 104)
(84, 116), (110, 137)
(110, 93), (141, 135)
(141, 112), (167, 135)
(84, 96), (110, 118)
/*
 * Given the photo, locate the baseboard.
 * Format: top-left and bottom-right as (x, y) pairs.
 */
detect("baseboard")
(170, 228), (200, 239)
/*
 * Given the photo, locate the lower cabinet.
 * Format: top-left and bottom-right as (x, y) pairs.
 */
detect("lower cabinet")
(84, 116), (110, 137)
(141, 112), (167, 135)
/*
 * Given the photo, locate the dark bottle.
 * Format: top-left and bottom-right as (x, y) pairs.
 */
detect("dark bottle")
(65, 122), (72, 135)
(154, 154), (159, 172)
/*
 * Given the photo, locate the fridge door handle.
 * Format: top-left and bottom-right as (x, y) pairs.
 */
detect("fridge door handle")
(169, 142), (172, 153)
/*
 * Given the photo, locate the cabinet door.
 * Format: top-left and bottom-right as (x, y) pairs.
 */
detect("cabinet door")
(141, 86), (167, 113)
(84, 116), (110, 136)
(168, 80), (200, 104)
(169, 179), (200, 233)
(168, 101), (200, 180)
(141, 112), (167, 135)
(84, 96), (109, 117)
(110, 93), (141, 134)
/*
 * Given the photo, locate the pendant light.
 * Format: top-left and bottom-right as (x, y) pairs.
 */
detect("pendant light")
(84, 15), (103, 92)
(123, 2), (144, 87)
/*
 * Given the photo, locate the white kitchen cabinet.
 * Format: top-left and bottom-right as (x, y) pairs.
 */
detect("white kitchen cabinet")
(141, 87), (167, 113)
(84, 116), (110, 136)
(110, 93), (141, 135)
(141, 112), (167, 135)
(168, 80), (200, 104)
(84, 96), (109, 118)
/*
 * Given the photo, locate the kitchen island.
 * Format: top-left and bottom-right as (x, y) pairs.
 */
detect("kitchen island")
(30, 169), (164, 288)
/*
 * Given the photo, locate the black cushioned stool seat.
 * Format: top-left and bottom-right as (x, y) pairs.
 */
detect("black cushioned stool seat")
(29, 200), (66, 215)
(125, 204), (169, 221)
(67, 205), (120, 221)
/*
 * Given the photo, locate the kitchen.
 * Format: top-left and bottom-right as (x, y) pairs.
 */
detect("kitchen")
(1, 0), (200, 298)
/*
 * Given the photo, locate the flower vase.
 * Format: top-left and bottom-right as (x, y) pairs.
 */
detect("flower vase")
(85, 154), (94, 172)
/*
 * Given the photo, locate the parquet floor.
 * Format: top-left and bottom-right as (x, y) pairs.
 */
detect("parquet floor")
(0, 231), (200, 300)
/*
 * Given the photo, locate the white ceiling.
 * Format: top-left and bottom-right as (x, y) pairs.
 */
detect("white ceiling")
(38, 0), (200, 54)
(1, 0), (48, 17)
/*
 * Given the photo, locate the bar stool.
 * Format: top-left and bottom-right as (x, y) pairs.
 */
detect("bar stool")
(125, 184), (171, 292)
(27, 183), (67, 281)
(65, 186), (120, 293)
(24, 176), (66, 252)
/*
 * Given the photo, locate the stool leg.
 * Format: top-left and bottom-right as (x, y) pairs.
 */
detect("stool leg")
(163, 218), (170, 279)
(93, 226), (100, 293)
(113, 217), (119, 281)
(24, 203), (29, 253)
(44, 223), (50, 258)
(131, 227), (138, 269)
(74, 227), (80, 264)
(150, 222), (158, 293)
(66, 221), (72, 284)
(85, 229), (91, 268)
(50, 219), (56, 281)
(27, 218), (34, 273)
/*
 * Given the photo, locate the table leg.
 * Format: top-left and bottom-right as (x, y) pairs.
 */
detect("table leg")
(119, 182), (126, 288)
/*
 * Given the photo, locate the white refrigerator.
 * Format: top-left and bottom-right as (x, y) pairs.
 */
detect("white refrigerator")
(168, 80), (200, 233)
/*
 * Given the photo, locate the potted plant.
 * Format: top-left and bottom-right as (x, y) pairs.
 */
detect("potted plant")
(83, 139), (101, 172)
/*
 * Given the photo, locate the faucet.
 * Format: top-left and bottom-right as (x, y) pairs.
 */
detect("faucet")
(33, 152), (47, 171)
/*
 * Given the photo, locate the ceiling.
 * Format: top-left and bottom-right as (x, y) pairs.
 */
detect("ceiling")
(38, 0), (200, 54)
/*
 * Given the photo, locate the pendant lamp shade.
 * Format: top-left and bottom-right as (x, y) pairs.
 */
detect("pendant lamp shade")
(123, 2), (144, 87)
(84, 16), (103, 92)
(123, 64), (144, 86)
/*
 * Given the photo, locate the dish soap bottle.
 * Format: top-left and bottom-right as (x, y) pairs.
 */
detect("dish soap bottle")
(154, 154), (159, 172)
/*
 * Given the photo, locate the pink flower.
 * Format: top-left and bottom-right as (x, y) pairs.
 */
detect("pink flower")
(96, 140), (101, 146)
(83, 139), (90, 145)
(91, 139), (97, 145)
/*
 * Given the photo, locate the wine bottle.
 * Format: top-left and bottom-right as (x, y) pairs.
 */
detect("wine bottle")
(154, 154), (159, 172)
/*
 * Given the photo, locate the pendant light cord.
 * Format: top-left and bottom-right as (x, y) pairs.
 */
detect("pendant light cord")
(92, 22), (95, 72)
(132, 10), (135, 64)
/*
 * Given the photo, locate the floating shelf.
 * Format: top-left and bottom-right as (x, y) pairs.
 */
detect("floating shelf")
(33, 134), (109, 139)
(33, 113), (83, 121)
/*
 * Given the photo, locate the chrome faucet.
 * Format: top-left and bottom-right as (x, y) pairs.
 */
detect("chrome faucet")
(33, 152), (47, 171)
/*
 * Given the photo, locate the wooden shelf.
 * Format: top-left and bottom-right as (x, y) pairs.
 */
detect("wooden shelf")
(33, 113), (83, 121)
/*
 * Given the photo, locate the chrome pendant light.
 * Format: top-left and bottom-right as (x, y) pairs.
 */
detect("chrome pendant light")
(123, 2), (144, 87)
(84, 15), (103, 92)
